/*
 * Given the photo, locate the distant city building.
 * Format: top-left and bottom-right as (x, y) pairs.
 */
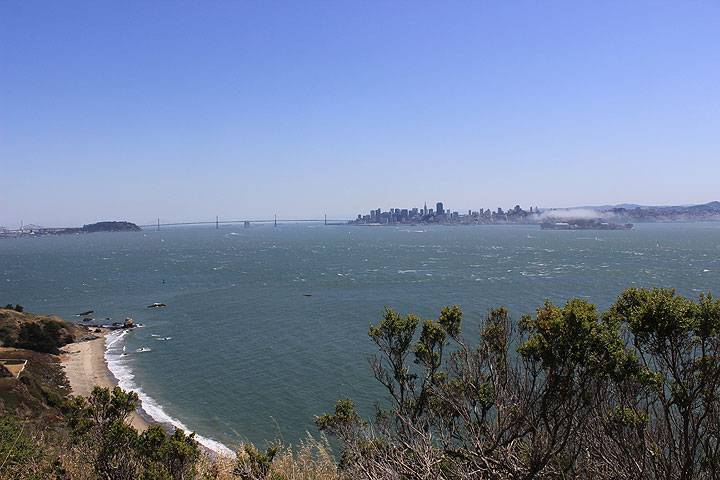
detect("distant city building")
(348, 201), (540, 226)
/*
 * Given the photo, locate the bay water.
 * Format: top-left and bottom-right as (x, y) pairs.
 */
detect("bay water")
(1, 223), (719, 450)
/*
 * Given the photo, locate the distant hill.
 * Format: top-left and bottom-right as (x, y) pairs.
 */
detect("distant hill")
(81, 221), (141, 233)
(545, 201), (720, 222)
(565, 201), (720, 212)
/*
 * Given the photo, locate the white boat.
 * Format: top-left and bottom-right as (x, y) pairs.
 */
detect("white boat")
(135, 347), (152, 353)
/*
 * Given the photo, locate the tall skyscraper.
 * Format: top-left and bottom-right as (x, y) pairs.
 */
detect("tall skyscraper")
(436, 202), (444, 215)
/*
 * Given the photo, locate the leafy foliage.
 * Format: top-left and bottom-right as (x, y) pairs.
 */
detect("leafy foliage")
(319, 288), (720, 479)
(66, 386), (201, 480)
(13, 319), (72, 354)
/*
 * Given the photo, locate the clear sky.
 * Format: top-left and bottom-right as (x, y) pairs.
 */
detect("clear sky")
(1, 1), (719, 226)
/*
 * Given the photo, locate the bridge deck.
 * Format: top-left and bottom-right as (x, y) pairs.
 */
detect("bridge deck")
(140, 219), (350, 228)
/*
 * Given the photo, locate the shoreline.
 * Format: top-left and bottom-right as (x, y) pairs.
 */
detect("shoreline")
(60, 329), (151, 431)
(60, 328), (235, 456)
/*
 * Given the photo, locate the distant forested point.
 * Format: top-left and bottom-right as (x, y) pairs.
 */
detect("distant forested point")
(81, 221), (141, 233)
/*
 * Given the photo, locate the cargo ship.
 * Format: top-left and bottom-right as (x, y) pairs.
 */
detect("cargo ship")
(540, 219), (633, 230)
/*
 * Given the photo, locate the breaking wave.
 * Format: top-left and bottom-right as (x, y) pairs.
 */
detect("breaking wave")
(104, 331), (234, 456)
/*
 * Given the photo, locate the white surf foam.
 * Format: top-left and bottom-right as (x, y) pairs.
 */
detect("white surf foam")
(104, 331), (234, 456)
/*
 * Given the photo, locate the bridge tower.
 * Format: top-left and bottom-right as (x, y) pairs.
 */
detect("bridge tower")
(274, 214), (277, 227)
(216, 216), (219, 229)
(157, 218), (160, 231)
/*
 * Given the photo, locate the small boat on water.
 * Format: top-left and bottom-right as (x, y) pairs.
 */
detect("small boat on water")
(76, 310), (94, 317)
(135, 347), (152, 353)
(147, 303), (167, 308)
(82, 317), (93, 322)
(155, 337), (172, 341)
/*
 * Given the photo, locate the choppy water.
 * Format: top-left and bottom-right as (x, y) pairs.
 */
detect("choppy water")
(2, 223), (719, 450)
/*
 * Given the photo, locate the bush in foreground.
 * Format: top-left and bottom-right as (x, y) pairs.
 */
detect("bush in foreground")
(63, 386), (201, 480)
(57, 387), (339, 480)
(317, 288), (720, 479)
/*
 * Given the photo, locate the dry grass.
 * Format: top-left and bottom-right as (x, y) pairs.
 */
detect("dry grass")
(196, 435), (341, 480)
(270, 435), (340, 480)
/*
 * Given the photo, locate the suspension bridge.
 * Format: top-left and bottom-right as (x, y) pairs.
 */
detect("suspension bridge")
(0, 216), (353, 237)
(139, 215), (351, 230)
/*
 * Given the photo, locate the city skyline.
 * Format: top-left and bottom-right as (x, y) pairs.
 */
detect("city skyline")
(4, 199), (720, 230)
(2, 2), (719, 226)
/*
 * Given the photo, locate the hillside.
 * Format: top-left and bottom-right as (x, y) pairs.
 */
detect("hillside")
(0, 307), (88, 354)
(0, 308), (86, 431)
(0, 347), (69, 421)
(602, 201), (720, 221)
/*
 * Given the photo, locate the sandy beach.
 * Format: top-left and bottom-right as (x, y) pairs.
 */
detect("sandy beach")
(60, 331), (150, 431)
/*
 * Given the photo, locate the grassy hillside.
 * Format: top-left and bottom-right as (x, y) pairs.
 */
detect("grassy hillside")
(0, 307), (88, 423)
(0, 347), (68, 421)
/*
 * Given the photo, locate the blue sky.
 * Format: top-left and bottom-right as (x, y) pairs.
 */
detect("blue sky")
(1, 1), (719, 226)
